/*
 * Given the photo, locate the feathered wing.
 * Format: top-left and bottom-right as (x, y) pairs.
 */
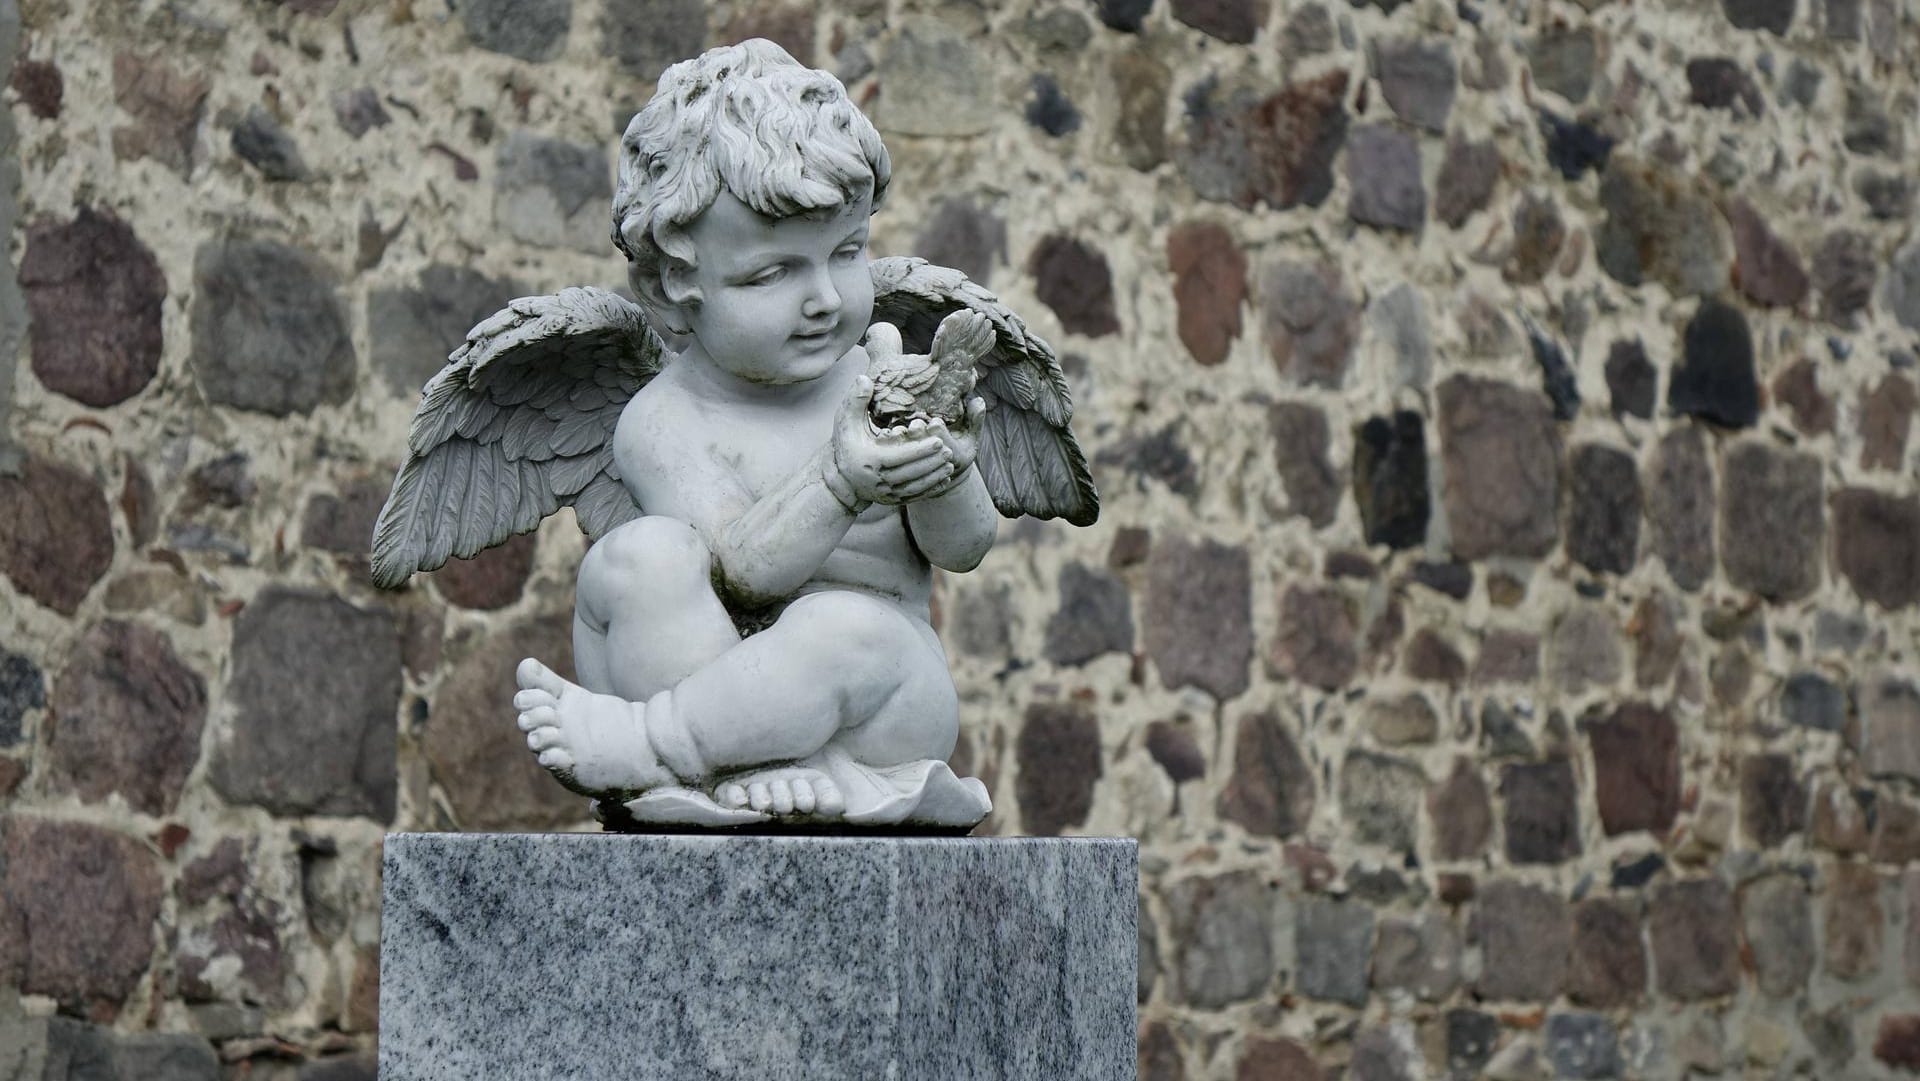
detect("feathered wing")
(370, 287), (666, 588)
(867, 257), (1099, 526)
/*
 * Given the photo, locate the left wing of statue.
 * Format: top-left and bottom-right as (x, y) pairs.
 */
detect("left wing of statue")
(370, 287), (666, 589)
(868, 256), (1100, 527)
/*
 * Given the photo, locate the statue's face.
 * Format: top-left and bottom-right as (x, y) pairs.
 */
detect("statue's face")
(675, 189), (874, 386)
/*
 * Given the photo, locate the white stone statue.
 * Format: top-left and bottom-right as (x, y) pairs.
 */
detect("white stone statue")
(370, 40), (1097, 829)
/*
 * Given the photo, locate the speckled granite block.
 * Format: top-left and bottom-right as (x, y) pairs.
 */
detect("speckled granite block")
(379, 833), (1137, 1080)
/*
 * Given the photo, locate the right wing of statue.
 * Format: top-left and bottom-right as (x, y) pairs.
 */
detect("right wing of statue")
(369, 287), (666, 589)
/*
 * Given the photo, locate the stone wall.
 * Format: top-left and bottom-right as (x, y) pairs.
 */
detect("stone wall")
(0, 0), (1916, 1076)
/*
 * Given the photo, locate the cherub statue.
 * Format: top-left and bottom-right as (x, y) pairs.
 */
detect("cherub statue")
(371, 39), (1096, 830)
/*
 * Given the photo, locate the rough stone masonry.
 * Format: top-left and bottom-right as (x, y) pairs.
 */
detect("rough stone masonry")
(0, 0), (1916, 1077)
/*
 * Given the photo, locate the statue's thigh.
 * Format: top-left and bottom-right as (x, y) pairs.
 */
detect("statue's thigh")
(777, 591), (958, 763)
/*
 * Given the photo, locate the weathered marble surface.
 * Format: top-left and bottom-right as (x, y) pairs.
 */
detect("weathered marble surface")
(380, 833), (1136, 1080)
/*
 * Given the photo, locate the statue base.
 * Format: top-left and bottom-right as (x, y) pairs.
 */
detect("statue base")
(378, 832), (1137, 1080)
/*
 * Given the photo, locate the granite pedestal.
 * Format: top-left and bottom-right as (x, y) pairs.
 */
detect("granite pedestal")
(379, 833), (1137, 1080)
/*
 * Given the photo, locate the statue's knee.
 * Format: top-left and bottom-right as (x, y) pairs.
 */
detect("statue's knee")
(785, 592), (903, 660)
(583, 516), (710, 589)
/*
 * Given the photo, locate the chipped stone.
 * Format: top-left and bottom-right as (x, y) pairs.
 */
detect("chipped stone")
(47, 620), (205, 816)
(1860, 677), (1920, 784)
(1648, 425), (1714, 590)
(1686, 58), (1764, 116)
(1861, 375), (1916, 471)
(1740, 754), (1806, 846)
(1171, 0), (1267, 43)
(1824, 861), (1884, 981)
(1603, 339), (1655, 420)
(0, 817), (164, 1014)
(1472, 880), (1569, 1002)
(1566, 443), (1640, 576)
(1811, 229), (1877, 326)
(1502, 758), (1580, 864)
(1164, 869), (1275, 1007)
(1772, 357), (1834, 434)
(462, 0), (569, 60)
(1045, 563), (1133, 666)
(1832, 488), (1920, 609)
(1296, 897), (1373, 1006)
(1145, 537), (1251, 699)
(1568, 897), (1645, 1008)
(1671, 297), (1758, 429)
(1727, 197), (1809, 308)
(495, 131), (612, 253)
(1528, 26), (1596, 104)
(231, 106), (307, 181)
(111, 51), (209, 175)
(1352, 411), (1429, 549)
(1374, 38), (1455, 132)
(1428, 757), (1493, 862)
(1110, 50), (1170, 172)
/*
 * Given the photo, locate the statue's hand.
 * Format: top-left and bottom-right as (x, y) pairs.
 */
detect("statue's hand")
(830, 375), (952, 507)
(925, 394), (986, 479)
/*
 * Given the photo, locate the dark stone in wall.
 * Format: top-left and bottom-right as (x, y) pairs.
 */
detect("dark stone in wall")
(1374, 38), (1455, 132)
(1740, 754), (1807, 845)
(210, 588), (401, 820)
(1502, 758), (1581, 864)
(1648, 425), (1714, 590)
(0, 817), (164, 1015)
(1098, 424), (1198, 497)
(1269, 402), (1339, 527)
(1649, 878), (1740, 999)
(462, 0), (570, 61)
(1596, 156), (1728, 296)
(1434, 136), (1500, 227)
(231, 106), (308, 181)
(1180, 71), (1348, 212)
(1587, 702), (1680, 836)
(1261, 259), (1358, 387)
(47, 620), (206, 817)
(1687, 58), (1765, 115)
(1725, 0), (1795, 32)
(1539, 110), (1614, 180)
(1740, 873), (1814, 998)
(369, 264), (525, 399)
(424, 614), (587, 832)
(1167, 221), (1247, 366)
(1017, 700), (1102, 835)
(1782, 671), (1848, 731)
(1727, 197), (1809, 307)
(1603, 339), (1655, 419)
(1427, 757), (1492, 860)
(1546, 1013), (1621, 1081)
(1566, 443), (1641, 575)
(1028, 234), (1120, 337)
(1339, 750), (1424, 850)
(1352, 411), (1429, 549)
(1568, 898), (1646, 1008)
(1347, 124), (1426, 231)
(602, 0), (706, 82)
(1860, 374), (1916, 471)
(1097, 0), (1154, 30)
(1272, 584), (1357, 690)
(1171, 0), (1267, 43)
(1025, 74), (1081, 136)
(432, 533), (537, 611)
(916, 198), (1007, 289)
(1670, 297), (1758, 428)
(1163, 870), (1274, 1007)
(1110, 50), (1170, 171)
(1145, 720), (1204, 784)
(1143, 537), (1251, 699)
(1044, 562), (1133, 666)
(1437, 376), (1560, 561)
(0, 455), (115, 616)
(1528, 26), (1596, 103)
(1472, 880), (1569, 1001)
(1218, 710), (1314, 838)
(19, 206), (165, 407)
(1295, 897), (1373, 1005)
(1831, 488), (1920, 609)
(1720, 441), (1823, 601)
(0, 649), (43, 745)
(191, 239), (354, 416)
(10, 58), (62, 119)
(1823, 861), (1884, 981)
(1812, 229), (1877, 326)
(1446, 1010), (1500, 1076)
(111, 51), (209, 175)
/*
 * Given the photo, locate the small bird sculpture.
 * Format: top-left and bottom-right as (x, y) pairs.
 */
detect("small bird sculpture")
(865, 310), (995, 430)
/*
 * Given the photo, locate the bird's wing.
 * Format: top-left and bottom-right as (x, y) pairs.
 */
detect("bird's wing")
(867, 257), (1099, 526)
(370, 287), (666, 588)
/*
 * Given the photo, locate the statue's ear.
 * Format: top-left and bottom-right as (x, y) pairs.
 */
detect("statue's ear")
(628, 261), (694, 349)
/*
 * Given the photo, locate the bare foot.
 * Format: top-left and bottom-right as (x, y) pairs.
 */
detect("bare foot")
(715, 765), (847, 818)
(514, 658), (673, 797)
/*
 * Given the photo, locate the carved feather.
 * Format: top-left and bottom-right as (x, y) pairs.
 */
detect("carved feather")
(868, 256), (1096, 525)
(370, 287), (664, 588)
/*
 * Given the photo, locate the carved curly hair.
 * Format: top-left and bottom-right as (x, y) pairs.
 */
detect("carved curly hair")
(611, 39), (891, 290)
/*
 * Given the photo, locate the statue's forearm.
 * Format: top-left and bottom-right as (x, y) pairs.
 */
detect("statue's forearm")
(905, 468), (997, 572)
(713, 445), (863, 606)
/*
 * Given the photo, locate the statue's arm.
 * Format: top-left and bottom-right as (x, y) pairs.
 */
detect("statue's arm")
(904, 467), (997, 573)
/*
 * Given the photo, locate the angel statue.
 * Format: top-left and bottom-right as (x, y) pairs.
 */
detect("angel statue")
(370, 39), (1096, 830)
